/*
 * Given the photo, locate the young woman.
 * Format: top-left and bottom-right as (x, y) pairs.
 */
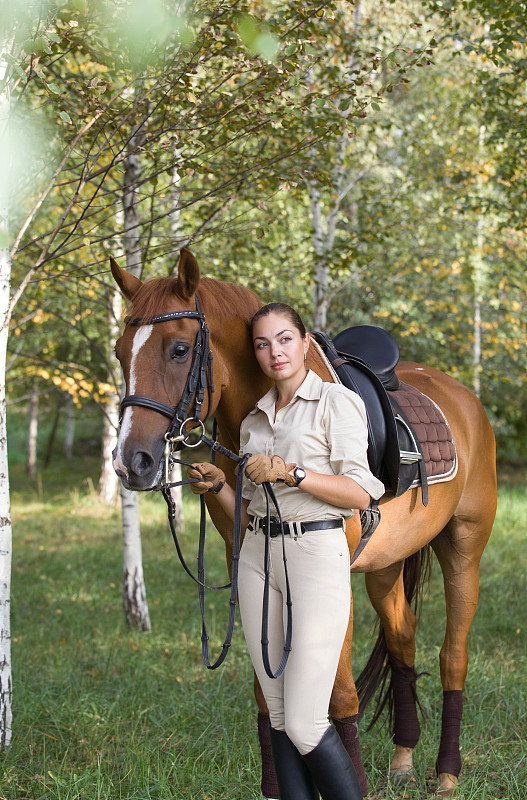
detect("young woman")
(188, 303), (385, 800)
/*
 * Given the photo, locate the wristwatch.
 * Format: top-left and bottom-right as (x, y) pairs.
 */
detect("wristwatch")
(293, 466), (307, 486)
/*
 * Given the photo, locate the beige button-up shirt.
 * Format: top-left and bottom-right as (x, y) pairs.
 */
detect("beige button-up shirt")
(240, 370), (385, 522)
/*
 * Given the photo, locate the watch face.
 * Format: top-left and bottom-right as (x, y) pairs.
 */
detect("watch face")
(295, 467), (306, 483)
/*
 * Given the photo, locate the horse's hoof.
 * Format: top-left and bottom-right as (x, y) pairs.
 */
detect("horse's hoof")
(436, 772), (458, 798)
(387, 765), (418, 786)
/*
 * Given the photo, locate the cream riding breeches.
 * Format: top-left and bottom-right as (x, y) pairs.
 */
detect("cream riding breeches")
(238, 523), (351, 755)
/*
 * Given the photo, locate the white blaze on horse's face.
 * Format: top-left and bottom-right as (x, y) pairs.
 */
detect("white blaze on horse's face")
(113, 324), (154, 480)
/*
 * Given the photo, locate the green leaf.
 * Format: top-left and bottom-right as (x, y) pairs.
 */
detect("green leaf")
(34, 36), (50, 53)
(59, 111), (72, 124)
(238, 14), (279, 61)
(47, 83), (60, 94)
(22, 40), (38, 55)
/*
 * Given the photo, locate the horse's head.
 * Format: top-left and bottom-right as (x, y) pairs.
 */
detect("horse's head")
(111, 248), (217, 490)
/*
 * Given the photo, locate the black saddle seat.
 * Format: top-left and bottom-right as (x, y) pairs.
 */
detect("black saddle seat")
(333, 325), (400, 391)
(312, 330), (400, 491)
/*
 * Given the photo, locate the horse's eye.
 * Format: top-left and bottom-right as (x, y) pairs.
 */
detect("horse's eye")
(171, 342), (190, 361)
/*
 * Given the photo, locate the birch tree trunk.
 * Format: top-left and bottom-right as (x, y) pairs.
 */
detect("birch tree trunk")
(120, 115), (151, 630)
(63, 392), (74, 460)
(26, 382), (39, 478)
(0, 49), (13, 750)
(98, 284), (121, 506)
(472, 123), (486, 400)
(121, 484), (150, 630)
(43, 395), (62, 468)
(98, 396), (120, 505)
(310, 1), (363, 330)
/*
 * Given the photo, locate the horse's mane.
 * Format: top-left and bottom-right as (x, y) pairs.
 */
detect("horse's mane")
(199, 277), (262, 325)
(125, 278), (179, 325)
(125, 275), (262, 327)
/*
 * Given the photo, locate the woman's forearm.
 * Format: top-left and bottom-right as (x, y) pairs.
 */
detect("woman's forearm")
(213, 483), (251, 530)
(294, 470), (371, 510)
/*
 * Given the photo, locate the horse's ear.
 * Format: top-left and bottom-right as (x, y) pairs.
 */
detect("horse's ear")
(110, 256), (143, 300)
(175, 248), (200, 300)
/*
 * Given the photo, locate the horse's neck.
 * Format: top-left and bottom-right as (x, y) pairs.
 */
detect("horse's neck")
(218, 327), (270, 442)
(201, 287), (269, 451)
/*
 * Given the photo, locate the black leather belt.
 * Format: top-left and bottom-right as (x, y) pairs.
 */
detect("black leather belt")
(250, 516), (343, 538)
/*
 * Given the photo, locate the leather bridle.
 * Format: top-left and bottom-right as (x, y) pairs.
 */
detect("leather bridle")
(120, 295), (215, 447)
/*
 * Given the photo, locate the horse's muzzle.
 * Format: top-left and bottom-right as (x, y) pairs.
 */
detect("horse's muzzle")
(113, 442), (163, 491)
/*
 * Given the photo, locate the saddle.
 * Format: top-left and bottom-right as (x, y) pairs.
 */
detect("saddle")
(312, 326), (455, 508)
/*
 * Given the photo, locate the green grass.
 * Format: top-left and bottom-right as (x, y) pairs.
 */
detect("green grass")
(1, 458), (526, 799)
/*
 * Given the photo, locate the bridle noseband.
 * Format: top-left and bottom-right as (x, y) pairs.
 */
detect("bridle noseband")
(120, 295), (215, 449)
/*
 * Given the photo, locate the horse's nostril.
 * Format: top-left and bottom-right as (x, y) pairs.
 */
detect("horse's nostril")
(130, 451), (155, 477)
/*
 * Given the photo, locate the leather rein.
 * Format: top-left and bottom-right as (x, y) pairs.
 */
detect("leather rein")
(119, 295), (292, 678)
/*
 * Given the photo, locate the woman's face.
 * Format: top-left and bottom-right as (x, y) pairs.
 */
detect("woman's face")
(252, 312), (309, 384)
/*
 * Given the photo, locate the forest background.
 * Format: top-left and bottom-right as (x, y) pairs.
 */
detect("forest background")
(4, 0), (527, 473)
(1, 0), (526, 773)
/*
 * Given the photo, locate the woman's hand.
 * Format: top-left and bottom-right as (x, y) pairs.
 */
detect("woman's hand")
(188, 463), (251, 531)
(245, 454), (297, 486)
(187, 463), (226, 494)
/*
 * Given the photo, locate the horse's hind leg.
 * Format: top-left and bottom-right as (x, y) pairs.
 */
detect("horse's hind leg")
(431, 510), (493, 798)
(364, 561), (421, 782)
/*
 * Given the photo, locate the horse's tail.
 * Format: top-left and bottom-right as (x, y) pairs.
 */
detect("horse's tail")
(356, 545), (432, 728)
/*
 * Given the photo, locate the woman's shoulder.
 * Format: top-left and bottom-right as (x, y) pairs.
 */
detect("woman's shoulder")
(318, 379), (367, 417)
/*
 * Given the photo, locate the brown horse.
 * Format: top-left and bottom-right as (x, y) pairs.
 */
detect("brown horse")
(110, 248), (497, 799)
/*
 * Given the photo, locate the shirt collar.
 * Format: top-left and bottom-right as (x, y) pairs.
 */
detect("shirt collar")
(255, 369), (323, 414)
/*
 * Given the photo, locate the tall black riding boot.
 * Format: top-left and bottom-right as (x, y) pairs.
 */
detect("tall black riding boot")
(303, 725), (363, 800)
(269, 728), (319, 800)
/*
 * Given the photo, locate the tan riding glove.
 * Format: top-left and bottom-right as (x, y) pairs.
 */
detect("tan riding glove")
(245, 454), (297, 486)
(188, 463), (226, 494)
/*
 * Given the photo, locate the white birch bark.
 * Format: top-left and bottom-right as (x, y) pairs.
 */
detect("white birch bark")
(121, 484), (150, 630)
(98, 284), (121, 506)
(472, 123), (486, 400)
(310, 1), (363, 330)
(26, 382), (39, 478)
(98, 395), (120, 505)
(121, 115), (151, 630)
(0, 49), (13, 750)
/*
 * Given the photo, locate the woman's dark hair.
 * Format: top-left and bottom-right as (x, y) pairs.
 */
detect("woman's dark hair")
(250, 303), (306, 338)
